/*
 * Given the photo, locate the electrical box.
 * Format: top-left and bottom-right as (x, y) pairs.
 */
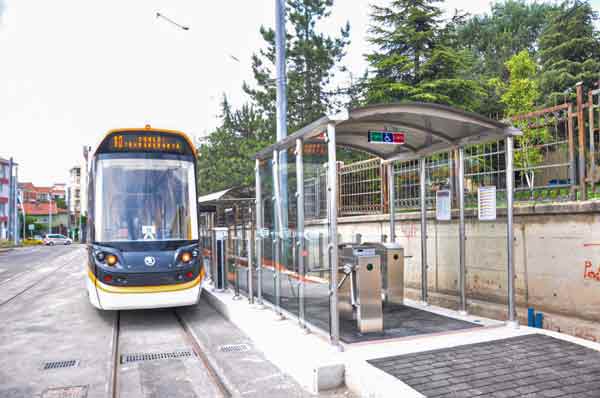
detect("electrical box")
(212, 227), (228, 290)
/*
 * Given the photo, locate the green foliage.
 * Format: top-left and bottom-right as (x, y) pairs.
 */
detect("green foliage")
(364, 0), (485, 112)
(538, 0), (600, 104)
(498, 51), (552, 188)
(55, 197), (67, 209)
(244, 0), (350, 132)
(198, 0), (350, 194)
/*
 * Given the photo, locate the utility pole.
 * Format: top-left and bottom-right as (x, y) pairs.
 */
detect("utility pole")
(49, 186), (53, 235)
(275, 0), (289, 254)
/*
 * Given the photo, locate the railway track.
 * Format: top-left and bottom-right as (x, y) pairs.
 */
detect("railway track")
(110, 309), (230, 398)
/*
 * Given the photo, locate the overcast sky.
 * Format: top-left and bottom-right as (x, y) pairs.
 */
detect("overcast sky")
(1, 0), (598, 186)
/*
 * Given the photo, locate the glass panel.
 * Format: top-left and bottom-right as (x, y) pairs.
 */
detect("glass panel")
(259, 157), (277, 305)
(94, 158), (198, 242)
(279, 148), (299, 317)
(302, 142), (330, 334)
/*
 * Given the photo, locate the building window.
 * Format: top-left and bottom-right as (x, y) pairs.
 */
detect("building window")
(0, 203), (5, 216)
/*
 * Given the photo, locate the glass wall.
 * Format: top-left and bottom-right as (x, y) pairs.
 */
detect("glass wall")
(301, 142), (331, 333)
(253, 142), (331, 335)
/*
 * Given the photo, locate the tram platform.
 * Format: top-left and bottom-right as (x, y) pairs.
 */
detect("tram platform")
(204, 285), (600, 398)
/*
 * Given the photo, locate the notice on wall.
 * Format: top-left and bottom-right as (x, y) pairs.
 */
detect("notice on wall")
(436, 190), (452, 221)
(478, 186), (497, 221)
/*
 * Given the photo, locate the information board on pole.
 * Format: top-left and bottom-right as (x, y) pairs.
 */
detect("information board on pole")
(28, 224), (34, 231)
(478, 186), (497, 221)
(436, 190), (452, 221)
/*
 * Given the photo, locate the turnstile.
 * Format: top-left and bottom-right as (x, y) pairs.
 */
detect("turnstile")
(337, 243), (406, 334)
(338, 245), (384, 333)
(366, 242), (405, 306)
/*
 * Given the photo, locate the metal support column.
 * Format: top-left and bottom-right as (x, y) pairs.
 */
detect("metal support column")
(295, 139), (306, 329)
(387, 162), (396, 242)
(255, 159), (263, 306)
(272, 150), (284, 316)
(327, 123), (340, 346)
(247, 206), (254, 304)
(458, 147), (467, 314)
(506, 136), (518, 326)
(419, 157), (428, 304)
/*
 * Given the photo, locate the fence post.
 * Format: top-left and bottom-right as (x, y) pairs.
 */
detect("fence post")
(568, 103), (577, 200)
(589, 89), (596, 194)
(577, 82), (587, 201)
(381, 160), (388, 214)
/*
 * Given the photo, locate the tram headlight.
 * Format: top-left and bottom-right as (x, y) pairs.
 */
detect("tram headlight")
(180, 251), (192, 263)
(96, 252), (105, 262)
(106, 254), (118, 267)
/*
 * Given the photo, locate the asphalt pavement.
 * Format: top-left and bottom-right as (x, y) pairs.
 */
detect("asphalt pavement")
(0, 244), (76, 285)
(0, 245), (352, 398)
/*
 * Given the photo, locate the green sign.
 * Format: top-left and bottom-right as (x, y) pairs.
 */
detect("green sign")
(368, 131), (405, 144)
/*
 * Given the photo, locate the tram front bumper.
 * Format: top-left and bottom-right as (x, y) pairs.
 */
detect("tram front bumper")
(88, 272), (204, 310)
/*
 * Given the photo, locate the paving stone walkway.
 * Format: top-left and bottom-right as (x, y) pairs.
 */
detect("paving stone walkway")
(368, 334), (600, 397)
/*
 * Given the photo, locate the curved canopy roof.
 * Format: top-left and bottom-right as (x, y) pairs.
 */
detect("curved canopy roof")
(256, 102), (521, 161)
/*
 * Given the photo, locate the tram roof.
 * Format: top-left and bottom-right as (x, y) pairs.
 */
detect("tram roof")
(255, 102), (521, 161)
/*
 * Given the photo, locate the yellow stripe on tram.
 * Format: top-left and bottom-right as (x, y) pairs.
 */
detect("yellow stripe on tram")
(88, 268), (205, 294)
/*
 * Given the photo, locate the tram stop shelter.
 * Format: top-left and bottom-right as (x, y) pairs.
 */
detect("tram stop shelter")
(252, 102), (521, 347)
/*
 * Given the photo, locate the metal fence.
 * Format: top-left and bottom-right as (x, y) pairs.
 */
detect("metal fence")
(335, 99), (582, 215)
(338, 158), (385, 216)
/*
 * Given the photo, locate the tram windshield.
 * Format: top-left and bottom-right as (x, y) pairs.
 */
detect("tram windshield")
(94, 158), (198, 242)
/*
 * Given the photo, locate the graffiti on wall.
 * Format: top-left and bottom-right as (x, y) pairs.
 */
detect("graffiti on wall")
(584, 261), (600, 282)
(400, 222), (417, 239)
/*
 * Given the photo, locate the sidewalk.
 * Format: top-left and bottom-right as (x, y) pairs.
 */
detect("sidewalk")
(204, 284), (600, 398)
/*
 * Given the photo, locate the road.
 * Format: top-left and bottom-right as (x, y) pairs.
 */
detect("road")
(0, 244), (74, 285)
(0, 245), (350, 398)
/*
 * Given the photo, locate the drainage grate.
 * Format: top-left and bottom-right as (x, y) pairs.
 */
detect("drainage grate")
(42, 360), (79, 370)
(41, 385), (88, 398)
(218, 343), (251, 353)
(120, 350), (195, 364)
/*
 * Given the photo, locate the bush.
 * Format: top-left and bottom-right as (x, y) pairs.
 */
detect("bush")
(22, 239), (43, 246)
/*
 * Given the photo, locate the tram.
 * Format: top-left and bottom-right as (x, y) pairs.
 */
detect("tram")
(86, 126), (204, 310)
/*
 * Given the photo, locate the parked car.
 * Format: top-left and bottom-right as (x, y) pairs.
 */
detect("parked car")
(43, 234), (72, 246)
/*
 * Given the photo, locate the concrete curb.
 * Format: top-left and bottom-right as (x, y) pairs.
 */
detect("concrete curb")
(203, 287), (345, 394)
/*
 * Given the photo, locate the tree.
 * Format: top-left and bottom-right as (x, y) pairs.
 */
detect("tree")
(539, 0), (600, 104)
(243, 0), (350, 132)
(365, 0), (485, 112)
(497, 51), (551, 190)
(457, 0), (559, 116)
(197, 97), (271, 195)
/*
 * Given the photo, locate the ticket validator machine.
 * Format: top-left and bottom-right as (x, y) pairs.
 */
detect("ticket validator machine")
(212, 227), (228, 291)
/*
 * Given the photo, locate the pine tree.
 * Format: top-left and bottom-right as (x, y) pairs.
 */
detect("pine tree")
(365, 0), (484, 112)
(539, 0), (600, 104)
(243, 0), (349, 132)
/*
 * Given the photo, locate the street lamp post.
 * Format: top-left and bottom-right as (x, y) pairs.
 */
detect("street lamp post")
(48, 187), (53, 235)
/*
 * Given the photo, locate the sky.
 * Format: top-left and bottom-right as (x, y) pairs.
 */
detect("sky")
(0, 0), (598, 186)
